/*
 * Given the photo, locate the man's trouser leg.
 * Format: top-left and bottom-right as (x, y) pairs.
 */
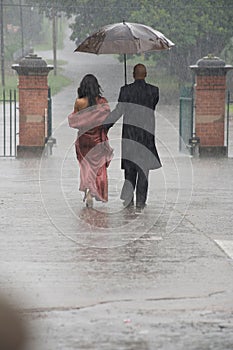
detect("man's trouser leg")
(136, 167), (149, 207)
(120, 163), (137, 205)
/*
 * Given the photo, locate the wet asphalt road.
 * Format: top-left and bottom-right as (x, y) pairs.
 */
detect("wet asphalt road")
(1, 28), (233, 349)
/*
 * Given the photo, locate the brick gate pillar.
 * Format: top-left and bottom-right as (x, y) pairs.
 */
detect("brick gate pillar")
(12, 53), (53, 157)
(190, 55), (232, 156)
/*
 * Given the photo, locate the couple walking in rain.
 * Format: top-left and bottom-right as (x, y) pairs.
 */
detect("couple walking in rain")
(68, 63), (161, 211)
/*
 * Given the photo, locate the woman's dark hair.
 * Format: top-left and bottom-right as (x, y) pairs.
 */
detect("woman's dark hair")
(78, 74), (102, 106)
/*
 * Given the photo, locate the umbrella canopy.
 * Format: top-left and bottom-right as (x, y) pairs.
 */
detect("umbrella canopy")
(75, 21), (175, 84)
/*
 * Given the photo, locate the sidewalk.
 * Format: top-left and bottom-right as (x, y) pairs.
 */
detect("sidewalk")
(1, 29), (233, 350)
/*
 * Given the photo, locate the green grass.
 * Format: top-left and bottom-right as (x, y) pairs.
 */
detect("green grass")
(46, 59), (67, 66)
(48, 71), (72, 95)
(228, 103), (233, 117)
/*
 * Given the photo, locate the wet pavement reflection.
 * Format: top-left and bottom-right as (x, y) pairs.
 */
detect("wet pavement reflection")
(1, 26), (233, 350)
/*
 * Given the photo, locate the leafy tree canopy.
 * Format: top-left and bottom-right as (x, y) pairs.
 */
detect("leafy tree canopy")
(25, 0), (233, 80)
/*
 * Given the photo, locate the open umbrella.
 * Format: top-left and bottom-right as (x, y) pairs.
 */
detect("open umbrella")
(75, 21), (175, 84)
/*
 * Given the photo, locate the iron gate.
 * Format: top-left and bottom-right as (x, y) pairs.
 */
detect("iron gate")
(47, 87), (52, 139)
(1, 88), (53, 158)
(0, 89), (18, 157)
(179, 86), (194, 154)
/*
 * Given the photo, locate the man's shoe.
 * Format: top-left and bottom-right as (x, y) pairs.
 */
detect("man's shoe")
(136, 203), (146, 211)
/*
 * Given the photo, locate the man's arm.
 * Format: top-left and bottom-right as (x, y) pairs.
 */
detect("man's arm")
(103, 86), (126, 129)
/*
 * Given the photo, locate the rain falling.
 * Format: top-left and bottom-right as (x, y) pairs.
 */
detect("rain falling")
(1, 1), (233, 349)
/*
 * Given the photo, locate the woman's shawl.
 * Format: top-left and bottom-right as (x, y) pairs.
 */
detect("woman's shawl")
(68, 97), (110, 133)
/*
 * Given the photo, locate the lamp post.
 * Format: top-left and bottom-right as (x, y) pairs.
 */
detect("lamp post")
(19, 0), (24, 57)
(52, 7), (57, 76)
(0, 0), (5, 86)
(29, 6), (34, 47)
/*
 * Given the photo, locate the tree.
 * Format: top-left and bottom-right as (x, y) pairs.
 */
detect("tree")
(2, 0), (42, 62)
(26, 0), (233, 81)
(26, 0), (134, 43)
(130, 0), (233, 80)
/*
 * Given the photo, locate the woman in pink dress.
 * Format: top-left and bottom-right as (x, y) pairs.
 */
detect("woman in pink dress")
(68, 74), (113, 208)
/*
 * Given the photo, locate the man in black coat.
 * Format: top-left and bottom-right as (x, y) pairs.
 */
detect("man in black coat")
(105, 63), (162, 210)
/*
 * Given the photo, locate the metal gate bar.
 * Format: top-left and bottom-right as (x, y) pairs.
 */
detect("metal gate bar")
(179, 86), (194, 153)
(0, 89), (17, 157)
(47, 87), (52, 138)
(3, 89), (6, 156)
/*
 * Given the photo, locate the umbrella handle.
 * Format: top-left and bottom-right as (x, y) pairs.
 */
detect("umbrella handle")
(124, 54), (127, 85)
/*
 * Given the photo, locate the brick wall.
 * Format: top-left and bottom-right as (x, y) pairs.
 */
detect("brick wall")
(18, 75), (48, 147)
(195, 75), (226, 147)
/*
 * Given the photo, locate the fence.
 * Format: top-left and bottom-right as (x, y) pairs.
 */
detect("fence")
(179, 86), (194, 154)
(0, 89), (18, 157)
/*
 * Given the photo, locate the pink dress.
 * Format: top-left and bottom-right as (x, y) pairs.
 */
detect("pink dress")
(68, 97), (113, 202)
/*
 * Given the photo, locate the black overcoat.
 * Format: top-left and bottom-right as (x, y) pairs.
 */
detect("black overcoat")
(105, 79), (162, 170)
